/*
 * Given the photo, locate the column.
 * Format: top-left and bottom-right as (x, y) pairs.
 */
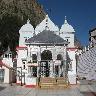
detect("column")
(59, 65), (61, 77)
(37, 46), (41, 77)
(63, 44), (67, 78)
(52, 45), (56, 77)
(49, 61), (54, 77)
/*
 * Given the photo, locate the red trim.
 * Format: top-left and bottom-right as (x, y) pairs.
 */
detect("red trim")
(67, 47), (78, 51)
(16, 46), (27, 50)
(0, 60), (3, 66)
(16, 83), (21, 85)
(25, 85), (36, 88)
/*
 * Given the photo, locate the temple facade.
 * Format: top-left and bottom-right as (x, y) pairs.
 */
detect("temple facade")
(16, 14), (79, 87)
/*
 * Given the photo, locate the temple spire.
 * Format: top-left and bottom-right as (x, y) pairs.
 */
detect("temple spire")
(27, 19), (30, 24)
(64, 16), (68, 24)
(45, 14), (49, 30)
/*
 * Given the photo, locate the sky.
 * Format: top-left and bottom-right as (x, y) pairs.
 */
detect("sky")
(38, 0), (96, 46)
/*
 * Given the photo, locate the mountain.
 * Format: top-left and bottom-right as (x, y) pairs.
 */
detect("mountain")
(0, 0), (45, 56)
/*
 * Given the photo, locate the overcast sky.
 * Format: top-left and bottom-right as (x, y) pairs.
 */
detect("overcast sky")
(38, 0), (96, 46)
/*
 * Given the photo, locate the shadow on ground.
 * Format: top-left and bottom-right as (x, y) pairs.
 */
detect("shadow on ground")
(0, 86), (6, 91)
(81, 92), (96, 96)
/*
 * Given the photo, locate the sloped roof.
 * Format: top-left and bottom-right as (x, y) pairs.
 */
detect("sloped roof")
(26, 30), (68, 45)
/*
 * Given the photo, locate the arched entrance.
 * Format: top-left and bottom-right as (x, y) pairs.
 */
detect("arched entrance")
(41, 50), (52, 60)
(40, 50), (52, 77)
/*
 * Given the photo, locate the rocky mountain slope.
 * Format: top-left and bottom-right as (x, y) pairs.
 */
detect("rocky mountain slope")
(0, 0), (45, 56)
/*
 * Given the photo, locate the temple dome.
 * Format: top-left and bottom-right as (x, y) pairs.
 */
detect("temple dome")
(60, 16), (75, 33)
(19, 19), (34, 33)
(35, 14), (59, 35)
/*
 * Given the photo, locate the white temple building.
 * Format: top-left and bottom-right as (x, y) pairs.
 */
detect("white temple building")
(0, 46), (16, 83)
(16, 14), (79, 87)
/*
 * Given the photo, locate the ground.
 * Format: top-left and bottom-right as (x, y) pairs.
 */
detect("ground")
(0, 84), (96, 96)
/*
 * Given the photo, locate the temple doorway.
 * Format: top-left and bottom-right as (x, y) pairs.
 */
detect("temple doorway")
(40, 50), (52, 77)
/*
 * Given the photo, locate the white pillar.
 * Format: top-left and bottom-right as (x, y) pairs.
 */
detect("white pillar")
(52, 45), (57, 77)
(37, 46), (41, 77)
(49, 61), (54, 77)
(59, 65), (61, 77)
(63, 45), (67, 77)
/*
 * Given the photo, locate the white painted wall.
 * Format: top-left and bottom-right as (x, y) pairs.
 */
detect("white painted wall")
(60, 33), (75, 47)
(68, 50), (77, 84)
(2, 58), (13, 67)
(19, 20), (34, 46)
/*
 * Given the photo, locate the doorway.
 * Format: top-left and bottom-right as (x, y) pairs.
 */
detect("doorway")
(40, 50), (52, 77)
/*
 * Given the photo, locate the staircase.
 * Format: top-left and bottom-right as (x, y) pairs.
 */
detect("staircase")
(39, 77), (69, 89)
(39, 77), (56, 89)
(56, 77), (69, 89)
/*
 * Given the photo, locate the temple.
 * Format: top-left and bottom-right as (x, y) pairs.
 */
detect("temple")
(16, 14), (79, 87)
(0, 15), (80, 87)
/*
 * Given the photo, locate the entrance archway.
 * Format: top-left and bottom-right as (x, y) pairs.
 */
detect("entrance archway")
(40, 50), (52, 77)
(41, 50), (52, 60)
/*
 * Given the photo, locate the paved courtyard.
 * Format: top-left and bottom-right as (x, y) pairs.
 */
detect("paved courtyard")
(0, 84), (96, 96)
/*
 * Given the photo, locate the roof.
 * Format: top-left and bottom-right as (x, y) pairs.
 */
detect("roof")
(26, 30), (68, 45)
(60, 16), (75, 33)
(19, 19), (34, 33)
(35, 14), (59, 35)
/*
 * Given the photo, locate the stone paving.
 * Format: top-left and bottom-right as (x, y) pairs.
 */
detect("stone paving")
(0, 84), (95, 96)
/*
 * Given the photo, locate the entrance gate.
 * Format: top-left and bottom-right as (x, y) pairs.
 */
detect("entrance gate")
(40, 50), (52, 77)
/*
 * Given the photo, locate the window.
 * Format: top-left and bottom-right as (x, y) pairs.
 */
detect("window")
(33, 67), (37, 77)
(22, 61), (26, 69)
(23, 65), (25, 69)
(65, 37), (70, 41)
(23, 62), (25, 64)
(5, 54), (8, 58)
(32, 54), (37, 63)
(68, 62), (72, 71)
(0, 69), (5, 82)
(28, 66), (37, 77)
(57, 54), (63, 60)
